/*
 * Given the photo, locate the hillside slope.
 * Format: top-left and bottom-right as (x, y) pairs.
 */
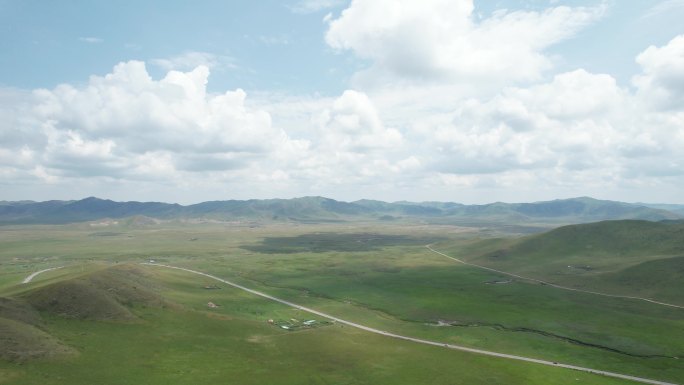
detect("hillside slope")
(0, 296), (72, 362)
(508, 220), (684, 259)
(461, 220), (684, 304)
(20, 265), (164, 321)
(0, 265), (166, 363)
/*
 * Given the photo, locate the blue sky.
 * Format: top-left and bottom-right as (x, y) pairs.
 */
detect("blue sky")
(4, 1), (683, 93)
(1, 0), (684, 204)
(1, 0), (355, 94)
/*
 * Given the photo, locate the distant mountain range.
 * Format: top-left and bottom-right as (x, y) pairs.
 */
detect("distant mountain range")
(0, 196), (681, 225)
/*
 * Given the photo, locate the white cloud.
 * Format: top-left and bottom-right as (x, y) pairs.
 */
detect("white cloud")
(151, 51), (237, 71)
(642, 0), (684, 19)
(3, 31), (684, 203)
(290, 0), (346, 14)
(633, 34), (684, 110)
(34, 62), (279, 155)
(317, 90), (402, 152)
(9, 61), (299, 182)
(512, 69), (624, 120)
(325, 0), (604, 88)
(258, 35), (291, 45)
(267, 90), (412, 188)
(0, 88), (45, 151)
(79, 37), (103, 44)
(413, 60), (684, 193)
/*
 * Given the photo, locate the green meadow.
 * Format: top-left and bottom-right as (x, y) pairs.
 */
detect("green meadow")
(0, 221), (682, 384)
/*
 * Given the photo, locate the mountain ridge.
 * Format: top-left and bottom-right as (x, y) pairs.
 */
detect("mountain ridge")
(0, 196), (680, 225)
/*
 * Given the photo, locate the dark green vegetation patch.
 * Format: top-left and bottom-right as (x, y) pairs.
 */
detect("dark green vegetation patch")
(242, 232), (445, 253)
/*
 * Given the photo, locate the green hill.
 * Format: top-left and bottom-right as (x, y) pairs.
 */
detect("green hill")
(0, 297), (74, 362)
(0, 317), (75, 362)
(508, 220), (684, 259)
(20, 265), (164, 321)
(461, 220), (684, 304)
(0, 265), (166, 363)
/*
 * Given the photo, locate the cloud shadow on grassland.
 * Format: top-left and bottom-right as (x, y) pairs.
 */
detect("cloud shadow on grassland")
(241, 233), (447, 254)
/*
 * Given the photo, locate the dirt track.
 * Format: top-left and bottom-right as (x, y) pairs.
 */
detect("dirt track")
(22, 266), (63, 284)
(425, 244), (684, 310)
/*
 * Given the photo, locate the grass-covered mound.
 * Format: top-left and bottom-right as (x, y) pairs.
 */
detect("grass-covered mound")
(0, 265), (167, 363)
(0, 297), (42, 327)
(0, 317), (75, 362)
(19, 265), (164, 321)
(0, 298), (75, 362)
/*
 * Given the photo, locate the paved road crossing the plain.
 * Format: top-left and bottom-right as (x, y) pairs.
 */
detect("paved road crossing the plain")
(142, 262), (678, 385)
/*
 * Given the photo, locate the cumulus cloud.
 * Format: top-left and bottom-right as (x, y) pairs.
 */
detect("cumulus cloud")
(3, 61), (302, 183)
(325, 0), (605, 87)
(633, 34), (684, 110)
(272, 90), (415, 188)
(316, 90), (402, 151)
(35, 62), (279, 154)
(3, 30), (684, 203)
(0, 88), (45, 151)
(2, 63), (421, 198)
(415, 49), (684, 192)
(423, 69), (627, 176)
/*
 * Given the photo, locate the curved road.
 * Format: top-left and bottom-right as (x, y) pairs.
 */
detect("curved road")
(142, 262), (678, 385)
(425, 245), (684, 310)
(22, 266), (63, 284)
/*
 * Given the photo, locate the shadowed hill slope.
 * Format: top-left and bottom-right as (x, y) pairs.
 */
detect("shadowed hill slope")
(1, 265), (167, 363)
(0, 296), (74, 362)
(0, 317), (75, 362)
(19, 265), (165, 321)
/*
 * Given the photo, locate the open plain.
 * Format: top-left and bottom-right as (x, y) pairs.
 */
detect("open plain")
(1, 219), (682, 385)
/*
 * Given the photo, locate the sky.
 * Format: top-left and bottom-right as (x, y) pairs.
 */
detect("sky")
(1, 0), (684, 204)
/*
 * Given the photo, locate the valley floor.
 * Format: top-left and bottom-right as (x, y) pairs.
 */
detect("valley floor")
(0, 222), (682, 384)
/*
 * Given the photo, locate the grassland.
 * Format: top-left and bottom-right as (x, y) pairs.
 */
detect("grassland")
(0, 220), (682, 384)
